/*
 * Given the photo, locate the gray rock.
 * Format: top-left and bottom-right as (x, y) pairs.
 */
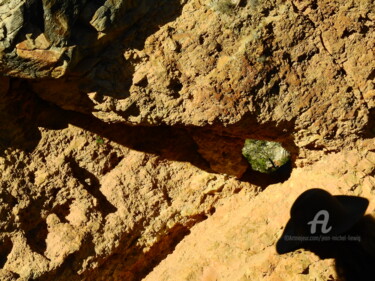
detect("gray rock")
(0, 0), (155, 78)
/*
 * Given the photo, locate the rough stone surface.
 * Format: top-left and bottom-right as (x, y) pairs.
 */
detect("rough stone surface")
(1, 0), (373, 174)
(0, 0), (374, 280)
(0, 115), (255, 281)
(144, 143), (375, 281)
(0, 0), (163, 78)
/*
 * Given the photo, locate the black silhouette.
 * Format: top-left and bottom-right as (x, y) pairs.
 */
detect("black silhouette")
(277, 188), (375, 281)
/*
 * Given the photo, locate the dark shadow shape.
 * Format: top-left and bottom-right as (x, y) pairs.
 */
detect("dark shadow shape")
(302, 215), (375, 281)
(0, 190), (17, 232)
(0, 79), (70, 156)
(54, 108), (211, 172)
(134, 214), (209, 280)
(219, 111), (298, 146)
(86, 214), (208, 281)
(117, 102), (141, 119)
(0, 80), (42, 156)
(238, 0), (247, 8)
(1, 79), (210, 174)
(25, 0), (45, 33)
(128, 224), (192, 281)
(18, 196), (48, 255)
(240, 160), (292, 189)
(122, 0), (184, 51)
(25, 220), (49, 255)
(0, 236), (13, 268)
(52, 199), (74, 224)
(277, 189), (375, 281)
(38, 254), (80, 281)
(360, 108), (375, 139)
(67, 0), (185, 100)
(67, 157), (117, 218)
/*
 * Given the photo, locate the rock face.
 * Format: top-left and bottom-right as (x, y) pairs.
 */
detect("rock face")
(0, 0), (156, 78)
(0, 0), (374, 280)
(1, 0), (374, 174)
(144, 143), (375, 281)
(0, 120), (253, 281)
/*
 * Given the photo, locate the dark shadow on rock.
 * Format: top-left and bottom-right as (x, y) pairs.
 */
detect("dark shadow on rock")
(240, 160), (293, 188)
(277, 189), (375, 281)
(53, 109), (212, 173)
(67, 157), (117, 218)
(83, 214), (208, 281)
(125, 223), (192, 281)
(18, 195), (48, 256)
(122, 0), (184, 51)
(0, 78), (210, 174)
(25, 220), (49, 255)
(0, 236), (13, 268)
(360, 108), (375, 139)
(0, 78), (69, 156)
(0, 79), (41, 156)
(302, 215), (375, 281)
(51, 199), (74, 224)
(68, 0), (186, 101)
(0, 190), (17, 232)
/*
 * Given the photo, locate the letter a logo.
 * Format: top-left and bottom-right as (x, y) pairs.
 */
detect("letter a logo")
(307, 210), (332, 234)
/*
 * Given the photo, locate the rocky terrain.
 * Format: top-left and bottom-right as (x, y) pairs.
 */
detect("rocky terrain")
(0, 0), (374, 280)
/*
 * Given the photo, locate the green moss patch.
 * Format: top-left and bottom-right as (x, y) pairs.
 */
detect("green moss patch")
(242, 139), (291, 174)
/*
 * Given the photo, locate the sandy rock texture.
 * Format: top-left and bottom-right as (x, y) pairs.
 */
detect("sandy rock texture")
(144, 141), (375, 281)
(1, 0), (373, 174)
(0, 0), (374, 280)
(0, 103), (255, 280)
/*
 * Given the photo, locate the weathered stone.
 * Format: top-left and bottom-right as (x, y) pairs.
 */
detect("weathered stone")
(0, 120), (255, 280)
(144, 146), (375, 281)
(0, 0), (159, 78)
(0, 0), (374, 280)
(191, 130), (249, 178)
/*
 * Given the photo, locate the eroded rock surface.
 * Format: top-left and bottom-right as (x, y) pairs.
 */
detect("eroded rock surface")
(144, 141), (375, 281)
(1, 0), (374, 174)
(0, 0), (374, 280)
(0, 114), (255, 280)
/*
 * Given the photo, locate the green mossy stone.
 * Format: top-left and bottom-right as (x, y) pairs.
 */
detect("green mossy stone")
(242, 139), (290, 174)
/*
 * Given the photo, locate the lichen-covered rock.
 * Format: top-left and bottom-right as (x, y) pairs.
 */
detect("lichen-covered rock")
(242, 139), (290, 174)
(0, 0), (374, 280)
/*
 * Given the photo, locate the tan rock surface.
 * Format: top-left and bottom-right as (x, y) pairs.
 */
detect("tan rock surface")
(0, 109), (256, 280)
(0, 0), (374, 280)
(144, 144), (375, 281)
(24, 0), (374, 174)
